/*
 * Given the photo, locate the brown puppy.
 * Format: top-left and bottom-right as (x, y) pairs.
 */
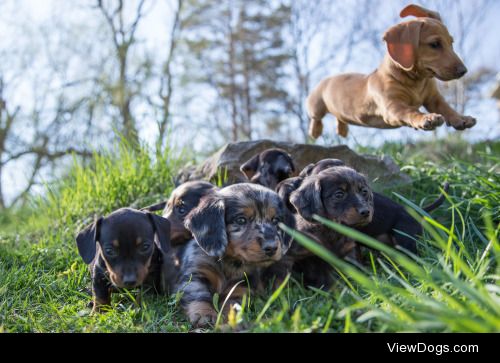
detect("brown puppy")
(289, 167), (374, 287)
(307, 4), (476, 138)
(240, 148), (297, 190)
(142, 181), (218, 245)
(176, 183), (294, 327)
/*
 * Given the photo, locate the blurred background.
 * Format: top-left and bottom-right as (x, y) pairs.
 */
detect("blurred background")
(0, 0), (499, 209)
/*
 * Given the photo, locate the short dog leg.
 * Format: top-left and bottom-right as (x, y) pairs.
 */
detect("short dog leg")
(179, 273), (219, 328)
(337, 120), (349, 138)
(306, 92), (327, 139)
(186, 301), (218, 328)
(91, 266), (112, 313)
(425, 93), (476, 130)
(386, 103), (445, 130)
(309, 117), (324, 139)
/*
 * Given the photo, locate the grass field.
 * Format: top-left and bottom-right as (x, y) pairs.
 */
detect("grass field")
(0, 137), (499, 332)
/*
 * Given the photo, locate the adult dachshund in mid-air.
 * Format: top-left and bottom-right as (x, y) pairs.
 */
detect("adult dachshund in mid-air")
(307, 4), (476, 138)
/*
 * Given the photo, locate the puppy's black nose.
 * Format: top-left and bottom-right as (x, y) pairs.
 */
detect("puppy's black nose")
(123, 276), (137, 288)
(455, 65), (467, 78)
(358, 208), (370, 218)
(264, 245), (278, 257)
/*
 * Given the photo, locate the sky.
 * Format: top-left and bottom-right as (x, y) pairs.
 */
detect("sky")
(1, 0), (499, 205)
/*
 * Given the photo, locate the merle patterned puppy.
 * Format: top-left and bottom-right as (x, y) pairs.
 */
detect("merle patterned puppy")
(176, 183), (294, 328)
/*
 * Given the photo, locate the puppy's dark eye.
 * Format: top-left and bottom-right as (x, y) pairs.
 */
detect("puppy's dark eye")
(104, 247), (117, 257)
(177, 205), (187, 215)
(334, 191), (345, 200)
(429, 40), (441, 49)
(271, 217), (280, 225)
(361, 188), (369, 197)
(235, 217), (247, 225)
(140, 243), (152, 253)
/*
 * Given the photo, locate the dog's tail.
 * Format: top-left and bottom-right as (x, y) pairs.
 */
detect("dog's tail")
(140, 201), (167, 213)
(423, 182), (450, 212)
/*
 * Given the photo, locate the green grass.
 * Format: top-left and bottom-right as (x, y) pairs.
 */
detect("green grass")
(0, 137), (498, 332)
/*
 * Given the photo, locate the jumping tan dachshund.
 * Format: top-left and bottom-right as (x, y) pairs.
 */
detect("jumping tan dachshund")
(307, 4), (476, 139)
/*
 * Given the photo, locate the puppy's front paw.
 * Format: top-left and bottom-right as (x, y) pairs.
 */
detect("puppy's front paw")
(417, 113), (445, 130)
(448, 115), (476, 130)
(308, 118), (323, 139)
(187, 301), (218, 328)
(91, 296), (111, 313)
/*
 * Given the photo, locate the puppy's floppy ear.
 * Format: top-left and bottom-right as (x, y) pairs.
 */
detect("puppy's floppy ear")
(290, 178), (325, 221)
(184, 195), (227, 258)
(299, 163), (315, 178)
(278, 208), (296, 251)
(400, 4), (442, 21)
(276, 177), (303, 212)
(280, 152), (296, 176)
(240, 154), (260, 180)
(147, 213), (171, 253)
(383, 21), (423, 71)
(141, 201), (167, 213)
(76, 217), (103, 264)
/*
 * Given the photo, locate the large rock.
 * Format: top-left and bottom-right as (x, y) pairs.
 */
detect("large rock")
(177, 139), (410, 189)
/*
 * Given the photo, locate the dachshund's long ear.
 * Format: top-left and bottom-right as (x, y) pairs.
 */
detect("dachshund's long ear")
(147, 213), (171, 254)
(141, 201), (167, 213)
(299, 163), (315, 178)
(76, 217), (103, 264)
(276, 153), (297, 180)
(383, 21), (423, 71)
(276, 177), (303, 212)
(400, 4), (442, 21)
(240, 154), (260, 180)
(290, 178), (325, 222)
(279, 208), (296, 252)
(185, 196), (227, 258)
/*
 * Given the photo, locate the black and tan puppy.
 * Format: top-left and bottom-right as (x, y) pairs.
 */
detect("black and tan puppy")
(142, 181), (218, 245)
(298, 158), (448, 253)
(76, 208), (173, 311)
(176, 183), (294, 327)
(289, 167), (374, 287)
(240, 148), (297, 190)
(299, 158), (346, 178)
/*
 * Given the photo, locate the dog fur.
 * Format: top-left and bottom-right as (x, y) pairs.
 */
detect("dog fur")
(176, 183), (294, 327)
(75, 208), (174, 311)
(307, 4), (476, 138)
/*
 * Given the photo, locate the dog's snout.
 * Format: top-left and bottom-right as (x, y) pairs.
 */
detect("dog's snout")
(261, 237), (278, 257)
(358, 207), (371, 218)
(122, 273), (138, 288)
(455, 64), (467, 78)
(263, 244), (278, 257)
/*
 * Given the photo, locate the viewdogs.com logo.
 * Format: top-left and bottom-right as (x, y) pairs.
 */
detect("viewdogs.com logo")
(387, 343), (479, 355)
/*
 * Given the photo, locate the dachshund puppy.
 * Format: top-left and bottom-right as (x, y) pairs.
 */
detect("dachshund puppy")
(298, 158), (448, 253)
(289, 167), (374, 287)
(240, 148), (297, 190)
(307, 4), (476, 138)
(176, 183), (294, 327)
(276, 158), (344, 213)
(299, 158), (346, 178)
(142, 181), (218, 245)
(76, 208), (173, 311)
(276, 176), (304, 213)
